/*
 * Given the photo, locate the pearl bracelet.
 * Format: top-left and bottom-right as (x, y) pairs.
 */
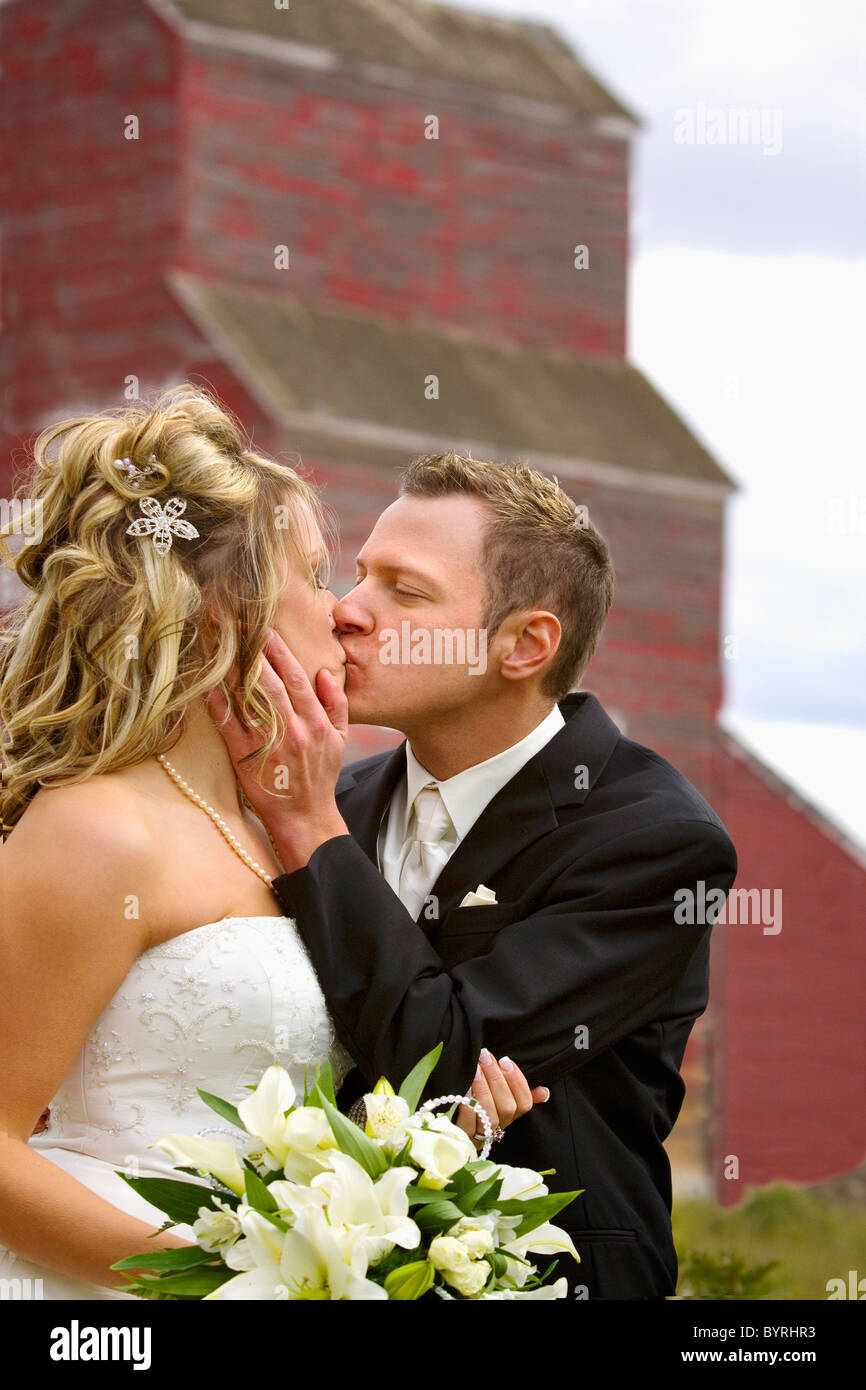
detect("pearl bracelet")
(419, 1093), (495, 1160)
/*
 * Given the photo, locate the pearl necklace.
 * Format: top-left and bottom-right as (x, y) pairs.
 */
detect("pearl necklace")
(156, 753), (281, 886)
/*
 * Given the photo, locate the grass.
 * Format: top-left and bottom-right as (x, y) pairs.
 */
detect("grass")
(672, 1181), (866, 1299)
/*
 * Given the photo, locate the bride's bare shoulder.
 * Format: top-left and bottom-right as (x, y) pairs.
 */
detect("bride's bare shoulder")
(1, 777), (162, 943)
(3, 774), (157, 850)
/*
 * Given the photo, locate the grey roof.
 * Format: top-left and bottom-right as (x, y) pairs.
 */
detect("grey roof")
(172, 0), (638, 121)
(175, 275), (735, 489)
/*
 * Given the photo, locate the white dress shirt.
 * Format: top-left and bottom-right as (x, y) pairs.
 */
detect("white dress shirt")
(378, 703), (566, 908)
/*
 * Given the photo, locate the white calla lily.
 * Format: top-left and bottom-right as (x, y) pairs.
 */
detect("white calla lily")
(152, 1134), (246, 1196)
(403, 1113), (476, 1189)
(471, 1161), (549, 1202)
(505, 1220), (580, 1261)
(481, 1277), (569, 1299)
(236, 1065), (296, 1164)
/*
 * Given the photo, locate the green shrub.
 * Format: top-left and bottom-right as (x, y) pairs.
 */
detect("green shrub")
(673, 1181), (866, 1300)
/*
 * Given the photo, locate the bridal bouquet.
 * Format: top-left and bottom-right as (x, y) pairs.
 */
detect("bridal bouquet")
(111, 1045), (581, 1300)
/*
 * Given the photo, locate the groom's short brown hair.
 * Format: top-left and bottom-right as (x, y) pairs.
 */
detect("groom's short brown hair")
(399, 452), (615, 700)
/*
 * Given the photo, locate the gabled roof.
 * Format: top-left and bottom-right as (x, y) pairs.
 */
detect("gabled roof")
(169, 0), (638, 122)
(172, 274), (736, 492)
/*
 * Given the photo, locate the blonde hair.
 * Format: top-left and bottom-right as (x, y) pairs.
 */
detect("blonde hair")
(0, 385), (335, 836)
(399, 452), (614, 700)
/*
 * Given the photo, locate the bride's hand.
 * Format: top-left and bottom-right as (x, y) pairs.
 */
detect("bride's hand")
(456, 1051), (549, 1148)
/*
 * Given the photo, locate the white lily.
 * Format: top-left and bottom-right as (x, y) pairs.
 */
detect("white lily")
(192, 1198), (243, 1252)
(222, 1206), (288, 1273)
(236, 1065), (296, 1165)
(236, 1066), (337, 1178)
(403, 1113), (477, 1189)
(266, 1178), (328, 1222)
(472, 1160), (549, 1202)
(205, 1202), (387, 1300)
(363, 1091), (413, 1147)
(505, 1220), (580, 1262)
(480, 1278), (570, 1300)
(152, 1135), (246, 1197)
(311, 1152), (421, 1262)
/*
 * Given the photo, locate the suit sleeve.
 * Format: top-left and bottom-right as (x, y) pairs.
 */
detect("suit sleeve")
(271, 817), (737, 1098)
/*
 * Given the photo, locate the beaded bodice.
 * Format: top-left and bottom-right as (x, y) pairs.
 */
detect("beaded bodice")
(29, 915), (355, 1176)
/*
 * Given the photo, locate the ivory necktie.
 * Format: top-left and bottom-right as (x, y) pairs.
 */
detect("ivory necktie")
(398, 783), (457, 919)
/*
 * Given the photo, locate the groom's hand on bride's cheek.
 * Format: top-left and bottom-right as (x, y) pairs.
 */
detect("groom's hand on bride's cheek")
(205, 631), (350, 869)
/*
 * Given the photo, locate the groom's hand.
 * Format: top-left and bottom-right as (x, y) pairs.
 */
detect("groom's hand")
(205, 629), (350, 872)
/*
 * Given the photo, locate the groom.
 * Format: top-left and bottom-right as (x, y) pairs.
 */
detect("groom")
(211, 452), (738, 1300)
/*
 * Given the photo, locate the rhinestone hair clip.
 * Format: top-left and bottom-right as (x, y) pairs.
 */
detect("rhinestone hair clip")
(114, 454), (200, 556)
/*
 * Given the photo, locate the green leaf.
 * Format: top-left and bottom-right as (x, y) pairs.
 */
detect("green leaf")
(117, 1266), (236, 1296)
(461, 1174), (502, 1214)
(414, 1199), (466, 1233)
(110, 1245), (215, 1272)
(244, 1164), (278, 1211)
(196, 1088), (244, 1132)
(449, 1166), (476, 1198)
(259, 1210), (290, 1233)
(316, 1092), (388, 1179)
(405, 1183), (457, 1207)
(498, 1190), (583, 1240)
(169, 1166), (242, 1201)
(115, 1174), (227, 1225)
(311, 1058), (336, 1107)
(397, 1043), (443, 1112)
(384, 1260), (435, 1301)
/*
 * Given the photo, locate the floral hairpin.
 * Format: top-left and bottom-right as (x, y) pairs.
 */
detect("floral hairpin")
(112, 454), (161, 490)
(126, 496), (200, 556)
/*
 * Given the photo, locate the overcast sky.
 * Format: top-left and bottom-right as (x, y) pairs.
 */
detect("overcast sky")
(449, 0), (865, 847)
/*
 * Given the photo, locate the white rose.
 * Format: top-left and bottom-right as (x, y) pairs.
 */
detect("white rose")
(429, 1236), (472, 1273)
(444, 1260), (490, 1297)
(449, 1218), (494, 1260)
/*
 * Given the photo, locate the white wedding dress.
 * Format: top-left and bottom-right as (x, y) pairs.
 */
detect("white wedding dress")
(0, 914), (354, 1300)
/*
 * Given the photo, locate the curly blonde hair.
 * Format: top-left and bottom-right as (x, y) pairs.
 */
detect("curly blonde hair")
(0, 385), (335, 837)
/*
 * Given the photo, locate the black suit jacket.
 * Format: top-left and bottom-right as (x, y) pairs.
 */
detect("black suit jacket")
(271, 692), (738, 1299)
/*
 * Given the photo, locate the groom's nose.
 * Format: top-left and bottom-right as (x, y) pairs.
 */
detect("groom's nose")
(332, 585), (373, 634)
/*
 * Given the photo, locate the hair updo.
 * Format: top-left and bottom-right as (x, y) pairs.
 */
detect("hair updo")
(0, 384), (334, 836)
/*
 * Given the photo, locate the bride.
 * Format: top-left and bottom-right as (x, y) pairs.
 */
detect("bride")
(0, 385), (533, 1299)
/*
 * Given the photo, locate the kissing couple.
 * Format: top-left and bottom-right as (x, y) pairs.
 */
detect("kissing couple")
(0, 384), (737, 1300)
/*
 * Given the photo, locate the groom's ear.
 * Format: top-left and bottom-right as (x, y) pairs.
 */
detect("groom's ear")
(498, 611), (562, 683)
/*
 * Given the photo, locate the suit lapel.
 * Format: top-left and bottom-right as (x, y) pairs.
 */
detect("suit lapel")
(424, 693), (621, 918)
(336, 692), (622, 924)
(337, 741), (406, 862)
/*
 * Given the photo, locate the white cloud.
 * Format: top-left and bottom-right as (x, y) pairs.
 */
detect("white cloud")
(444, 0), (866, 827)
(721, 712), (866, 850)
(630, 247), (866, 727)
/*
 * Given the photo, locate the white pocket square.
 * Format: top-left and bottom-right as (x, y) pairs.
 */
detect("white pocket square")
(459, 884), (498, 907)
